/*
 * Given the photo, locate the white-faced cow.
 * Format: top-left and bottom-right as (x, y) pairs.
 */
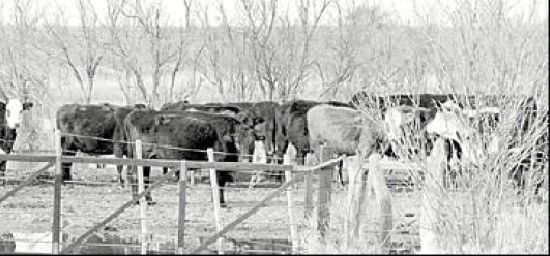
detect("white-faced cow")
(1, 98), (34, 182)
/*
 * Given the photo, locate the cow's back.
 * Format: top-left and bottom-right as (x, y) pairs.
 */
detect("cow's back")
(308, 104), (385, 156)
(125, 109), (240, 162)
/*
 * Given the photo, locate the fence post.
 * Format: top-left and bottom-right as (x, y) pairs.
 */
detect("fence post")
(304, 153), (314, 220)
(345, 153), (366, 248)
(52, 129), (62, 254)
(420, 138), (446, 254)
(367, 153), (392, 253)
(177, 161), (188, 254)
(135, 140), (148, 255)
(317, 146), (332, 239)
(284, 154), (298, 253)
(207, 148), (224, 254)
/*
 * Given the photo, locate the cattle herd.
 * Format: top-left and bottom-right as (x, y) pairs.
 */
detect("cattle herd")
(0, 93), (548, 207)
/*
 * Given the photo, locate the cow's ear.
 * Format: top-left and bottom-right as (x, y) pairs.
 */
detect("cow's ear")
(23, 102), (34, 110)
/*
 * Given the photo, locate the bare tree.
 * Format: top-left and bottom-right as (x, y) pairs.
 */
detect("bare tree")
(103, 0), (185, 108)
(0, 0), (48, 102)
(195, 0), (257, 102)
(316, 0), (366, 99)
(242, 0), (333, 101)
(414, 0), (548, 96)
(37, 0), (103, 104)
(200, 0), (331, 102)
(182, 0), (192, 30)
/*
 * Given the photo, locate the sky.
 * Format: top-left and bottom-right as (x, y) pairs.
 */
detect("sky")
(0, 0), (548, 27)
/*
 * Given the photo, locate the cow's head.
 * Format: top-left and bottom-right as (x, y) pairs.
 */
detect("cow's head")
(235, 110), (265, 132)
(229, 113), (266, 162)
(4, 99), (33, 129)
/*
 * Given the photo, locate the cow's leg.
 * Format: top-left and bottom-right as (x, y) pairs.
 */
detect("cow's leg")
(130, 165), (139, 204)
(337, 158), (345, 187)
(116, 164), (125, 188)
(113, 143), (125, 187)
(143, 166), (155, 205)
(296, 151), (306, 165)
(162, 167), (169, 179)
(130, 165), (154, 205)
(61, 151), (76, 181)
(217, 171), (233, 208)
(0, 160), (6, 185)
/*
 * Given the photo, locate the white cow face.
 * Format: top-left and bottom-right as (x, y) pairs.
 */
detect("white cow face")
(6, 98), (25, 129)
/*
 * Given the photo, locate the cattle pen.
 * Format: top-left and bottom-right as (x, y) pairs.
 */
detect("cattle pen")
(1, 129), (547, 254)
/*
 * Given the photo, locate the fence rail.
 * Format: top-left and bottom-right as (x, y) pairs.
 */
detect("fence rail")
(0, 154), (298, 172)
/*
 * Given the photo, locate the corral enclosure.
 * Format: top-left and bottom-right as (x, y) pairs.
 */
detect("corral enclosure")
(1, 0), (549, 254)
(0, 148), (427, 254)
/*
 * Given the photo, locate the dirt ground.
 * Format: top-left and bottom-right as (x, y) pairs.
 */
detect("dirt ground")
(0, 162), (424, 254)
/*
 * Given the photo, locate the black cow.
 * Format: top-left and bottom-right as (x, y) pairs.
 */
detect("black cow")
(124, 109), (256, 207)
(0, 99), (34, 182)
(55, 103), (146, 183)
(161, 101), (264, 161)
(112, 104), (148, 185)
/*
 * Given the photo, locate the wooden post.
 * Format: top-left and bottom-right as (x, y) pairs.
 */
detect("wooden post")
(284, 154), (298, 253)
(345, 153), (365, 247)
(122, 155), (128, 191)
(135, 140), (148, 255)
(420, 138), (446, 254)
(304, 152), (314, 220)
(317, 146), (332, 238)
(207, 148), (223, 254)
(367, 153), (392, 253)
(52, 129), (62, 254)
(177, 161), (188, 254)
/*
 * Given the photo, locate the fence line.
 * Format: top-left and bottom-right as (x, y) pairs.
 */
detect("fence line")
(1, 134), (343, 254)
(2, 132), (433, 254)
(56, 132), (293, 161)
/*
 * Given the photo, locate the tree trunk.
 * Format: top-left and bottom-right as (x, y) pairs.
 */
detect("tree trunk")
(85, 77), (94, 104)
